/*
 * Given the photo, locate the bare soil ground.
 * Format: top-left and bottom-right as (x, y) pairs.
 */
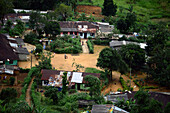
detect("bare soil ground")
(18, 43), (170, 95)
(26, 77), (35, 106)
(76, 5), (104, 19)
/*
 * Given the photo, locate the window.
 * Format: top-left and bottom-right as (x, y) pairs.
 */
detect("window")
(84, 25), (88, 28)
(78, 25), (82, 28)
(80, 33), (83, 36)
(90, 33), (94, 36)
(9, 60), (13, 64)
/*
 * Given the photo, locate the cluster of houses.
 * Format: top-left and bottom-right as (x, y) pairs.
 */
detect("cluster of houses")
(41, 69), (100, 90)
(0, 34), (29, 81)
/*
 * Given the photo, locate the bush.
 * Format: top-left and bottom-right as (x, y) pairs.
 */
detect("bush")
(87, 40), (94, 53)
(35, 44), (43, 53)
(20, 68), (30, 73)
(68, 89), (77, 94)
(24, 32), (39, 45)
(142, 86), (158, 89)
(120, 77), (129, 91)
(93, 39), (110, 46)
(133, 80), (142, 88)
(9, 77), (15, 86)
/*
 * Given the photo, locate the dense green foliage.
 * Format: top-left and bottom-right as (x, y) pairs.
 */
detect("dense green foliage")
(119, 77), (133, 91)
(84, 75), (101, 97)
(0, 88), (17, 105)
(120, 44), (146, 71)
(35, 44), (43, 53)
(87, 40), (94, 53)
(44, 88), (59, 104)
(102, 0), (117, 16)
(93, 39), (110, 46)
(131, 89), (163, 113)
(115, 98), (135, 112)
(145, 23), (170, 87)
(9, 77), (15, 86)
(24, 32), (39, 45)
(50, 36), (82, 54)
(0, 0), (14, 25)
(36, 52), (53, 70)
(62, 72), (69, 95)
(44, 21), (60, 39)
(97, 48), (128, 80)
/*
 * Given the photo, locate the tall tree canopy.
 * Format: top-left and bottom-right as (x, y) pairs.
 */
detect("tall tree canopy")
(0, 0), (14, 25)
(119, 44), (146, 71)
(54, 4), (73, 21)
(102, 0), (117, 16)
(97, 48), (128, 80)
(84, 75), (101, 97)
(44, 21), (60, 39)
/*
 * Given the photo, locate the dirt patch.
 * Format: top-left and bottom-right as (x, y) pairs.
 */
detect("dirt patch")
(76, 5), (104, 18)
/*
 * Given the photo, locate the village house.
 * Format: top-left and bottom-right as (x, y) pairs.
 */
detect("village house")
(41, 69), (101, 90)
(109, 40), (147, 50)
(59, 21), (99, 39)
(4, 34), (29, 61)
(0, 34), (20, 82)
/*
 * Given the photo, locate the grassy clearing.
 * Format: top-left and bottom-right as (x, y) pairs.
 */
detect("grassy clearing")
(78, 0), (170, 21)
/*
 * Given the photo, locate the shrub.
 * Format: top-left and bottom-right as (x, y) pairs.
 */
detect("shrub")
(120, 77), (129, 91)
(35, 44), (43, 53)
(9, 77), (15, 86)
(68, 89), (77, 94)
(20, 68), (30, 73)
(142, 86), (158, 89)
(133, 80), (142, 88)
(93, 39), (110, 46)
(87, 40), (94, 53)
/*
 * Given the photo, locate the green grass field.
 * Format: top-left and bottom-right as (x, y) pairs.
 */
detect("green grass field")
(78, 0), (170, 22)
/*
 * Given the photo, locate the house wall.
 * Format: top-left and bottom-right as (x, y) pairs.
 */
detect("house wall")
(79, 33), (95, 39)
(5, 60), (18, 65)
(18, 54), (27, 61)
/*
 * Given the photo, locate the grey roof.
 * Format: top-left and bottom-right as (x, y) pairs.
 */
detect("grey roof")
(61, 28), (77, 32)
(100, 28), (113, 33)
(109, 40), (139, 47)
(91, 105), (110, 113)
(110, 40), (124, 47)
(15, 48), (29, 55)
(15, 38), (25, 45)
(5, 65), (14, 70)
(107, 93), (128, 103)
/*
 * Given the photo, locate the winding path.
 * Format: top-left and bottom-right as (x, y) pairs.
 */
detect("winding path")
(81, 40), (89, 54)
(26, 77), (35, 106)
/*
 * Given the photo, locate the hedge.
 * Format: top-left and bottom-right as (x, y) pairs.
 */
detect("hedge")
(93, 40), (110, 46)
(142, 86), (158, 89)
(120, 77), (133, 91)
(133, 80), (142, 88)
(87, 40), (94, 53)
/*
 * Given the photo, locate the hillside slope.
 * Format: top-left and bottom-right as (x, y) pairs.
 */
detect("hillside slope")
(78, 0), (170, 23)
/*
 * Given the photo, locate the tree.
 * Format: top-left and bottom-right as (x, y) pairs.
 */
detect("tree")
(9, 77), (15, 86)
(36, 52), (53, 70)
(97, 48), (128, 80)
(24, 32), (38, 45)
(0, 0), (14, 25)
(120, 44), (146, 71)
(44, 21), (60, 39)
(84, 75), (101, 97)
(10, 20), (25, 36)
(29, 11), (42, 30)
(4, 20), (13, 32)
(44, 88), (58, 104)
(0, 88), (17, 105)
(54, 4), (73, 21)
(62, 72), (69, 95)
(35, 44), (43, 53)
(102, 0), (117, 16)
(164, 102), (170, 113)
(116, 18), (128, 33)
(131, 89), (163, 113)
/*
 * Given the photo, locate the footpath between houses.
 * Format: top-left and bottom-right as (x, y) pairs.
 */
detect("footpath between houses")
(81, 40), (89, 54)
(26, 76), (35, 106)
